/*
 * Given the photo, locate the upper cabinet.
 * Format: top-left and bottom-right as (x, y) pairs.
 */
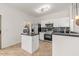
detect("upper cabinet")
(41, 17), (70, 27)
(53, 17), (70, 27)
(41, 19), (53, 27)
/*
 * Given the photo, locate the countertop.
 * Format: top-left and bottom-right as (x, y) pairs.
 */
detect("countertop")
(40, 31), (79, 37)
(53, 32), (79, 37)
(21, 33), (38, 36)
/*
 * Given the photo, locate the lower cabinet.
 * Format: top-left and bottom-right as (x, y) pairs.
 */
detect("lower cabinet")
(32, 35), (39, 52)
(39, 32), (45, 40)
(53, 35), (79, 56)
(21, 35), (39, 54)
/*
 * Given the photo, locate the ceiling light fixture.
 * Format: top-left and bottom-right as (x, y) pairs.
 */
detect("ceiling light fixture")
(35, 4), (51, 13)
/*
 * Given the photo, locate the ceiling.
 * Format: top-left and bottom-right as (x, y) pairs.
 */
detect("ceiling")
(4, 3), (71, 17)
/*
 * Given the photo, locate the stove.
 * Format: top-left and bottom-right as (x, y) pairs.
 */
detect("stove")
(44, 31), (53, 41)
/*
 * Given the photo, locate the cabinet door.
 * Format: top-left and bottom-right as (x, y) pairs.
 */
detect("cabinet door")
(40, 33), (43, 40)
(53, 35), (65, 56)
(21, 35), (32, 53)
(40, 32), (45, 40)
(53, 35), (79, 56)
(62, 36), (79, 56)
(32, 35), (39, 52)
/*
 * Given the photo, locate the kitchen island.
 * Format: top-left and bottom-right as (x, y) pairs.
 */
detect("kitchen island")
(21, 33), (39, 54)
(53, 32), (79, 56)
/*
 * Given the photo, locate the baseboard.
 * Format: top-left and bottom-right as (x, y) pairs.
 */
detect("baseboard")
(1, 41), (21, 49)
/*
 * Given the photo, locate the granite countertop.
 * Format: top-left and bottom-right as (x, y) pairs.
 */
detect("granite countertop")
(53, 32), (79, 37)
(21, 33), (38, 36)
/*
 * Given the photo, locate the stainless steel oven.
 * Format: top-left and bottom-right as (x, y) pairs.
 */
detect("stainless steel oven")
(44, 34), (52, 41)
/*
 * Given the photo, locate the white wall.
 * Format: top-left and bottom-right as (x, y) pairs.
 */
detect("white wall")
(0, 4), (34, 48)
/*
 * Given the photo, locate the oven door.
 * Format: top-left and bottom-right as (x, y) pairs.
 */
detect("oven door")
(44, 34), (52, 41)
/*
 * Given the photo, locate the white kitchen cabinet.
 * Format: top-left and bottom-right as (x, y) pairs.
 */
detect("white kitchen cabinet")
(53, 35), (79, 56)
(53, 17), (69, 27)
(32, 35), (39, 52)
(39, 32), (45, 40)
(21, 35), (39, 54)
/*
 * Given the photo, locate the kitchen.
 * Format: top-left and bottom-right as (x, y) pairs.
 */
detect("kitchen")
(20, 3), (79, 56)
